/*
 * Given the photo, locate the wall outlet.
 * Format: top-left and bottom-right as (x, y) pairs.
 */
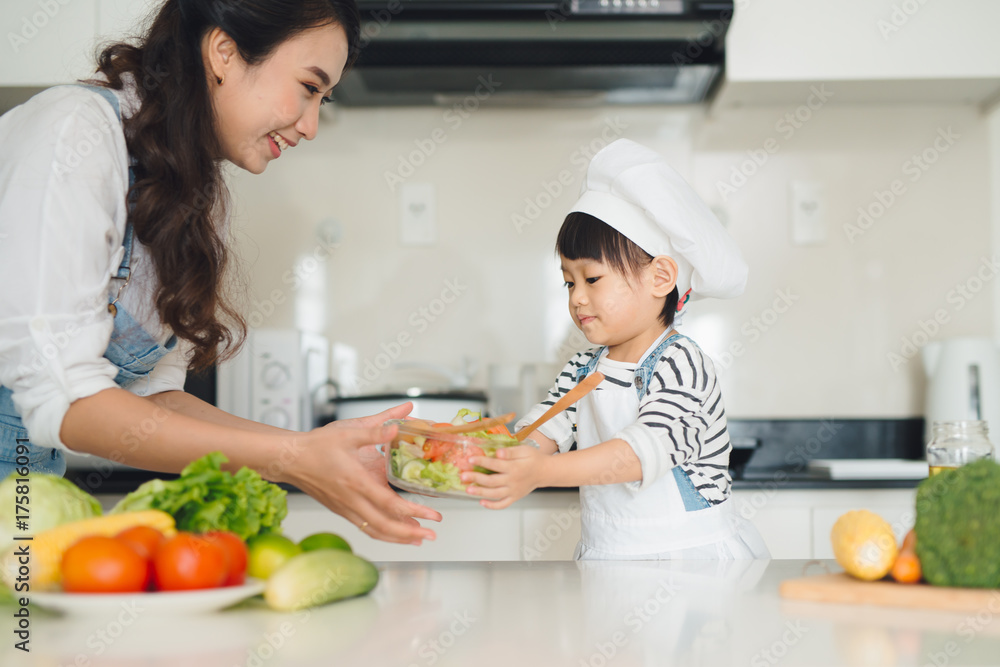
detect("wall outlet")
(399, 183), (436, 246)
(791, 180), (826, 246)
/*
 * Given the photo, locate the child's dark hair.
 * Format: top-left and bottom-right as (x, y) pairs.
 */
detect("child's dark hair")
(556, 212), (679, 328)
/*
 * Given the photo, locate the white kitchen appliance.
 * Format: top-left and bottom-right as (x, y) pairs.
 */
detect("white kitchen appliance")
(922, 337), (1000, 460)
(217, 329), (330, 431)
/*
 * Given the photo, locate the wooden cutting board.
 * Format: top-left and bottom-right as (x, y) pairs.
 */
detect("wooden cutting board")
(780, 573), (1000, 613)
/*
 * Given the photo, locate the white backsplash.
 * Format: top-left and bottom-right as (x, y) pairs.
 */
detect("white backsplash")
(225, 101), (991, 418)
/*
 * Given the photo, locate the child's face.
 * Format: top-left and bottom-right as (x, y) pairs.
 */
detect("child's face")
(561, 256), (666, 350)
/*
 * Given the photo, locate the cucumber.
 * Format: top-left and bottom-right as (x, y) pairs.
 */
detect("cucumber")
(400, 459), (428, 481)
(264, 549), (379, 611)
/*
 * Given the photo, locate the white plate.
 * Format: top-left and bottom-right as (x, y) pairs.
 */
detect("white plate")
(30, 579), (266, 615)
(388, 475), (481, 500)
(807, 458), (929, 480)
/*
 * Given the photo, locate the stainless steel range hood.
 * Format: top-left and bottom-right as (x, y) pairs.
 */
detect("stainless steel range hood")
(334, 0), (733, 106)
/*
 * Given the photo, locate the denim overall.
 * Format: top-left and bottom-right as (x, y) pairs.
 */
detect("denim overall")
(572, 331), (739, 558)
(0, 85), (177, 480)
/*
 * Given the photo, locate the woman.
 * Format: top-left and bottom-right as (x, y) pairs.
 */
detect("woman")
(0, 0), (441, 545)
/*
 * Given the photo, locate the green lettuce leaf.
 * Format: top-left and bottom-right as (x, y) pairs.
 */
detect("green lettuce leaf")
(420, 461), (463, 491)
(110, 452), (286, 540)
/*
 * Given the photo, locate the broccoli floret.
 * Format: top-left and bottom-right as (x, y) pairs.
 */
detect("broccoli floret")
(915, 459), (1000, 588)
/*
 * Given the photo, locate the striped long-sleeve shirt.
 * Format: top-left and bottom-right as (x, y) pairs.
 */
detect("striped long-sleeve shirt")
(514, 336), (732, 505)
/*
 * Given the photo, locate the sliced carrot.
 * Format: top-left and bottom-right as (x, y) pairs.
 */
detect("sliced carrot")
(891, 529), (922, 584)
(485, 422), (513, 437)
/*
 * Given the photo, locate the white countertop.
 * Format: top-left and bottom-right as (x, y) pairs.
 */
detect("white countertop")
(10, 559), (1000, 666)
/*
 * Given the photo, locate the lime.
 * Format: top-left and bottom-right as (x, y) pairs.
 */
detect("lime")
(247, 533), (302, 580)
(299, 532), (353, 554)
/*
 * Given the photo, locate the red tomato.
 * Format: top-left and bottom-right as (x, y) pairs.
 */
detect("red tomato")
(115, 526), (165, 590)
(62, 536), (148, 593)
(204, 531), (249, 586)
(116, 525), (166, 560)
(153, 533), (228, 591)
(422, 439), (452, 461)
(442, 445), (485, 472)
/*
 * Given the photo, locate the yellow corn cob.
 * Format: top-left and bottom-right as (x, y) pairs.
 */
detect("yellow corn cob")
(0, 510), (175, 591)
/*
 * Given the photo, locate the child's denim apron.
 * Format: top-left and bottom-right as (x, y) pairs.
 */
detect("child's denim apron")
(0, 85), (177, 480)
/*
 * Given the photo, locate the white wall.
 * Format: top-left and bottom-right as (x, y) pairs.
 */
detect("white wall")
(225, 100), (992, 419)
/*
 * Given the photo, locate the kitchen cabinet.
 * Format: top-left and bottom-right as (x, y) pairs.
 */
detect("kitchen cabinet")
(714, 0), (1000, 108)
(280, 493), (525, 562)
(269, 487), (919, 562)
(734, 488), (917, 560)
(0, 0), (159, 88)
(0, 0), (98, 86)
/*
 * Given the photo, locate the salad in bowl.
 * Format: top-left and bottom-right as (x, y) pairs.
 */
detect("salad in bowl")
(385, 409), (520, 499)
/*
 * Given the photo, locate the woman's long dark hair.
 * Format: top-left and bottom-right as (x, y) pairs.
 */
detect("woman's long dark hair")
(90, 0), (360, 370)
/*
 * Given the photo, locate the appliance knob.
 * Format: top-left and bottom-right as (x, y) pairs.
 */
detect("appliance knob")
(261, 361), (292, 389)
(260, 407), (291, 429)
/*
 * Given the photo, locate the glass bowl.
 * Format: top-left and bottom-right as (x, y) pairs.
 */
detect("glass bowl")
(383, 419), (518, 499)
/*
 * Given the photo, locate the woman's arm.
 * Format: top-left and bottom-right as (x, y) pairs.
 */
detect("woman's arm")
(146, 390), (290, 435)
(460, 438), (642, 509)
(60, 388), (442, 544)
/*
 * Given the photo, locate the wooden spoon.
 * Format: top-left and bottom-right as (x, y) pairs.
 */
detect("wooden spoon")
(404, 413), (516, 436)
(514, 371), (605, 442)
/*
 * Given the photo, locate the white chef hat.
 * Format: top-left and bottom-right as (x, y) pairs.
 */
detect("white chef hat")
(568, 139), (747, 313)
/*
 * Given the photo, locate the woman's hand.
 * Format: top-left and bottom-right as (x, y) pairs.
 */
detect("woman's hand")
(460, 445), (549, 510)
(323, 401), (413, 430)
(287, 421), (442, 545)
(321, 402), (412, 483)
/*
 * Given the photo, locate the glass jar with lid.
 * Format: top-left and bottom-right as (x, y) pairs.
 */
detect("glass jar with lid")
(926, 420), (995, 475)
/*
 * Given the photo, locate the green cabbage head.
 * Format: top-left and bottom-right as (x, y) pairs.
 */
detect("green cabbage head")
(0, 473), (102, 553)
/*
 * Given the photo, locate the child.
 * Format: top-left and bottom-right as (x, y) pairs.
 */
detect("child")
(463, 139), (770, 560)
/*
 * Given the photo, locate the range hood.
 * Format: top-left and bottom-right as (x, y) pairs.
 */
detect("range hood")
(334, 0), (734, 106)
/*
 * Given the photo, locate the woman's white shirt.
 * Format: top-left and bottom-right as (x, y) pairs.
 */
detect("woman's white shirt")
(0, 83), (190, 453)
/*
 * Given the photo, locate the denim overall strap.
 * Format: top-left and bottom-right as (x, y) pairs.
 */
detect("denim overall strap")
(632, 332), (686, 402)
(574, 348), (605, 383)
(636, 333), (712, 511)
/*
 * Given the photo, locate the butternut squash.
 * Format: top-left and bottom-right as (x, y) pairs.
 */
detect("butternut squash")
(830, 510), (898, 581)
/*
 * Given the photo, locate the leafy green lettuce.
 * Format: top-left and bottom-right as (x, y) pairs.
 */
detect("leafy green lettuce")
(420, 461), (463, 491)
(110, 452), (286, 540)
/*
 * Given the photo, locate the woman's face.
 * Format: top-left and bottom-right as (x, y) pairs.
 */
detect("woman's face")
(206, 24), (349, 174)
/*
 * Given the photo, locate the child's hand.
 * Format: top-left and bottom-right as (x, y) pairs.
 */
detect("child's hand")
(461, 445), (548, 510)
